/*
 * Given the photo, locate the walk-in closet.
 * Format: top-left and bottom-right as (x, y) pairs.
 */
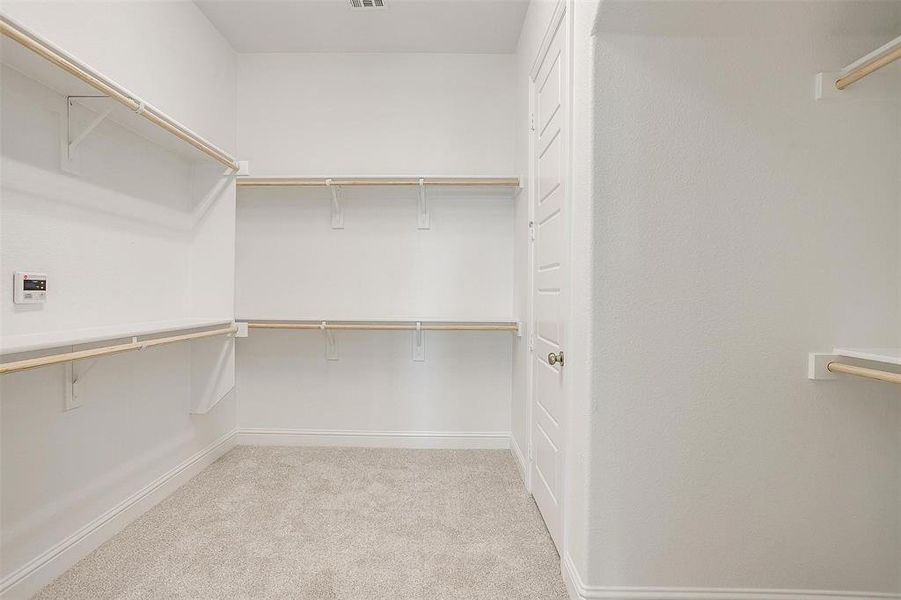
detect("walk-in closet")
(1, 1), (899, 599)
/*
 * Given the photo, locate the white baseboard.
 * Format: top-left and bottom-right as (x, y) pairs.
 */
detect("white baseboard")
(0, 430), (238, 600)
(510, 434), (530, 489)
(237, 427), (510, 449)
(562, 554), (899, 600)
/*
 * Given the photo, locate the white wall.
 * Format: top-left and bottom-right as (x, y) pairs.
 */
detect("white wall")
(237, 53), (515, 177)
(0, 67), (196, 337)
(237, 331), (512, 441)
(0, 3), (237, 597)
(582, 0), (901, 595)
(236, 186), (513, 321)
(235, 52), (518, 443)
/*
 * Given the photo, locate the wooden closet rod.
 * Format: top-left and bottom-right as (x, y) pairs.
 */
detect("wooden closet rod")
(827, 362), (901, 385)
(236, 177), (520, 188)
(0, 325), (238, 375)
(0, 16), (239, 171)
(836, 37), (901, 90)
(247, 322), (518, 332)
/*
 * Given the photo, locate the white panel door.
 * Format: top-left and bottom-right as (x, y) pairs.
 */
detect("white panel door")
(530, 5), (568, 551)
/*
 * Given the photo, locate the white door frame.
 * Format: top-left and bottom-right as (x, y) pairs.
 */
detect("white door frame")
(526, 0), (573, 552)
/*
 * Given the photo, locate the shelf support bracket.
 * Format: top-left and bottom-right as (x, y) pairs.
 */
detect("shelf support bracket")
(808, 353), (839, 380)
(69, 107), (112, 156)
(135, 335), (152, 351)
(63, 96), (112, 173)
(412, 321), (425, 361)
(321, 321), (338, 360)
(417, 178), (430, 230)
(326, 179), (344, 229)
(64, 357), (98, 411)
(814, 72), (842, 101)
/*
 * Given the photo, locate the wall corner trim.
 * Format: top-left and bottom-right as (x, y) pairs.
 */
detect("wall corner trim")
(561, 554), (900, 600)
(236, 428), (510, 450)
(0, 430), (238, 600)
(510, 434), (529, 487)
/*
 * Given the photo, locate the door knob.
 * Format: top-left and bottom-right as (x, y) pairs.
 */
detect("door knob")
(547, 351), (564, 366)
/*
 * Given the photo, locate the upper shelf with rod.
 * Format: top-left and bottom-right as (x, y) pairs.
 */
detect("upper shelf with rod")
(237, 176), (520, 229)
(0, 14), (239, 171)
(809, 348), (901, 385)
(816, 34), (901, 99)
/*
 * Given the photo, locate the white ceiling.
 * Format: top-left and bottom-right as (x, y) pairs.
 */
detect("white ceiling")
(195, 0), (530, 54)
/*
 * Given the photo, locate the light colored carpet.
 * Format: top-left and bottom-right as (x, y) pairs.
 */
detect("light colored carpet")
(35, 446), (568, 599)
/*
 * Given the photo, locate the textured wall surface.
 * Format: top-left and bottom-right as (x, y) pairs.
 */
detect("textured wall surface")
(585, 0), (901, 593)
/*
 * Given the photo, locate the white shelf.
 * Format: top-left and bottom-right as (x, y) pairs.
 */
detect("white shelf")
(815, 34), (901, 100)
(1, 317), (234, 355)
(833, 348), (901, 367)
(240, 317), (518, 323)
(236, 176), (520, 189)
(0, 15), (237, 169)
(66, 95), (218, 165)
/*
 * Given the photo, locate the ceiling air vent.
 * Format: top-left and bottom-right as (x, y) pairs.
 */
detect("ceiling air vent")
(350, 0), (386, 8)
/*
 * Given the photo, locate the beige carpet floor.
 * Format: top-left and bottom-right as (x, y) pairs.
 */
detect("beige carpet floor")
(35, 446), (568, 599)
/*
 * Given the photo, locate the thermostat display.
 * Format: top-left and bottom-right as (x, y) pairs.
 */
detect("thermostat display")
(14, 272), (47, 304)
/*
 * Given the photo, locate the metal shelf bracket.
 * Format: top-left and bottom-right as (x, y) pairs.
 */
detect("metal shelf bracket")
(62, 96), (111, 174)
(326, 179), (344, 229)
(64, 357), (98, 411)
(321, 321), (338, 360)
(412, 321), (425, 361)
(417, 178), (430, 230)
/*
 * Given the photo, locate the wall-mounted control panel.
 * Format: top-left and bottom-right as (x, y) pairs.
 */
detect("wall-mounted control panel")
(14, 272), (47, 304)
